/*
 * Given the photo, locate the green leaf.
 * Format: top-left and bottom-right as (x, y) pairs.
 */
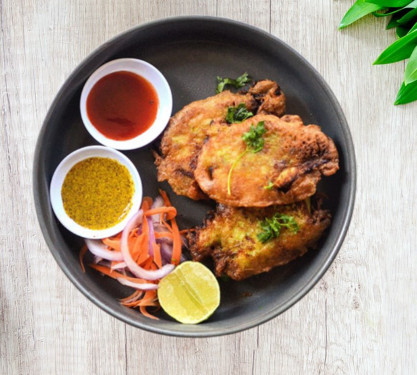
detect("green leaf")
(242, 121), (266, 153)
(404, 45), (417, 83)
(374, 29), (417, 64)
(216, 73), (251, 94)
(339, 0), (384, 29)
(225, 103), (254, 124)
(257, 213), (299, 243)
(397, 7), (417, 23)
(394, 80), (417, 103)
(367, 0), (413, 6)
(374, 7), (409, 17)
(387, 16), (400, 28)
(396, 25), (410, 36)
(409, 21), (417, 31)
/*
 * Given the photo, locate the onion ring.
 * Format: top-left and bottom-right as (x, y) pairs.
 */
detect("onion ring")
(85, 239), (124, 261)
(116, 278), (158, 290)
(121, 210), (174, 280)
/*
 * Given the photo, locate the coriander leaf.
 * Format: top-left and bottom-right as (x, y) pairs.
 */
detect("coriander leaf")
(235, 73), (252, 87)
(374, 29), (417, 64)
(405, 45), (417, 84)
(264, 181), (274, 190)
(227, 121), (266, 195)
(395, 79), (417, 104)
(242, 121), (266, 153)
(226, 103), (254, 124)
(257, 213), (299, 244)
(339, 0), (384, 29)
(216, 73), (252, 93)
(216, 77), (233, 94)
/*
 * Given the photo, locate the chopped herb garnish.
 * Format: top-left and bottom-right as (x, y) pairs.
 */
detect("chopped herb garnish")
(226, 103), (254, 124)
(264, 181), (274, 190)
(257, 213), (299, 243)
(242, 121), (266, 152)
(216, 72), (252, 93)
(227, 121), (266, 195)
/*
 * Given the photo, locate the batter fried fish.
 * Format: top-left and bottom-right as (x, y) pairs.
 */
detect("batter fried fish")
(155, 80), (286, 200)
(188, 199), (331, 280)
(194, 114), (339, 207)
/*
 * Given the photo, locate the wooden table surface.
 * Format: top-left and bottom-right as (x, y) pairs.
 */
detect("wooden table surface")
(1, 0), (416, 374)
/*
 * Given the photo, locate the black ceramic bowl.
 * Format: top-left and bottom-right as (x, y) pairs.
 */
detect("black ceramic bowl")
(33, 17), (356, 337)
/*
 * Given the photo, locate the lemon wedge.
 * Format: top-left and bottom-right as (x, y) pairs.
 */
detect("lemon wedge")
(158, 261), (220, 324)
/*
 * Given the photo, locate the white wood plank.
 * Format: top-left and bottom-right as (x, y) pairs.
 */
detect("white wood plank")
(1, 0), (417, 374)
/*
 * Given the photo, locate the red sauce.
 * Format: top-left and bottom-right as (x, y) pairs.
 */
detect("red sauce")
(86, 71), (159, 140)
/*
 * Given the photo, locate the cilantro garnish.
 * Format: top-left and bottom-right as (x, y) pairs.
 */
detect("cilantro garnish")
(257, 213), (299, 243)
(216, 73), (252, 94)
(227, 121), (266, 195)
(226, 103), (254, 124)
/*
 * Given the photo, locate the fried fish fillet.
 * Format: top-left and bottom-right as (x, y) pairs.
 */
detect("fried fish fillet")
(188, 199), (330, 280)
(155, 80), (286, 200)
(194, 114), (339, 207)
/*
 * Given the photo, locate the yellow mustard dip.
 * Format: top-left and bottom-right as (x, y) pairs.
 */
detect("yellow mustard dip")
(61, 157), (134, 229)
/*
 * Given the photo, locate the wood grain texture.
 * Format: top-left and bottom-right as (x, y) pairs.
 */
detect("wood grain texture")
(1, 0), (416, 374)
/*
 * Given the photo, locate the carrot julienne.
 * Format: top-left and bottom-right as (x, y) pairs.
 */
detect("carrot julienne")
(81, 191), (187, 320)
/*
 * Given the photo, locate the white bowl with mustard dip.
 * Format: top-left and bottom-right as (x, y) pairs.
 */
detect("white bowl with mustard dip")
(50, 146), (142, 239)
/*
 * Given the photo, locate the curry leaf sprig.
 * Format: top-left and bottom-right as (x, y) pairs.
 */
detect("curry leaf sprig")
(340, 0), (417, 104)
(257, 213), (299, 243)
(227, 121), (266, 195)
(216, 72), (252, 94)
(226, 103), (254, 124)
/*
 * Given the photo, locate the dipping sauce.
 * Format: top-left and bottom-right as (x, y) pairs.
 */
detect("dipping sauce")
(86, 71), (159, 140)
(61, 157), (134, 229)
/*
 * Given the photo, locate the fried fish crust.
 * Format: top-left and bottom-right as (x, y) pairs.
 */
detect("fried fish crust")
(188, 200), (331, 280)
(155, 81), (286, 200)
(194, 114), (339, 207)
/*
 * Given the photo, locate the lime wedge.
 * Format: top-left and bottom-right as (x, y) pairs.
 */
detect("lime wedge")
(158, 261), (220, 324)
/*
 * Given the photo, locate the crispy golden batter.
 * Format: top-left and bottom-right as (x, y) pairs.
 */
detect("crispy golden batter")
(194, 114), (339, 207)
(155, 80), (286, 200)
(188, 199), (331, 280)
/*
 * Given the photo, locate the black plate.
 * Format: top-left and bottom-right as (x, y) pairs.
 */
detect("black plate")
(33, 16), (356, 337)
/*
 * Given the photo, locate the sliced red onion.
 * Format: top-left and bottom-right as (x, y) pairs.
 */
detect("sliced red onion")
(159, 241), (187, 264)
(160, 242), (173, 264)
(147, 218), (155, 257)
(85, 239), (124, 261)
(93, 256), (103, 264)
(121, 210), (174, 280)
(111, 262), (127, 271)
(117, 278), (158, 290)
(150, 196), (164, 222)
(121, 291), (144, 304)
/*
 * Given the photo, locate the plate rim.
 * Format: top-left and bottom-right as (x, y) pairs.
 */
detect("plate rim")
(33, 15), (357, 337)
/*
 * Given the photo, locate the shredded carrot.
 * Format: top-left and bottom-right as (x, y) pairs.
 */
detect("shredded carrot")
(141, 196), (153, 211)
(159, 189), (172, 206)
(144, 206), (177, 221)
(180, 228), (195, 234)
(120, 290), (143, 304)
(79, 244), (88, 273)
(131, 233), (147, 264)
(170, 218), (182, 265)
(89, 264), (153, 285)
(153, 242), (162, 268)
(160, 217), (173, 232)
(154, 231), (173, 239)
(102, 238), (121, 251)
(83, 190), (186, 320)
